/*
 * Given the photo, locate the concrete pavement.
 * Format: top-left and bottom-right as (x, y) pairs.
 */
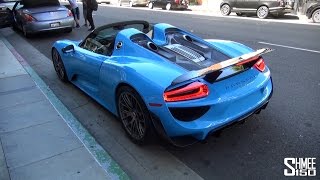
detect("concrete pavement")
(0, 35), (128, 179)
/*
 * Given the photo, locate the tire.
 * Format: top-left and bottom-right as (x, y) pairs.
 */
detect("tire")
(236, 12), (243, 16)
(312, 9), (320, 23)
(148, 2), (153, 9)
(22, 25), (30, 38)
(117, 86), (156, 145)
(52, 48), (68, 82)
(165, 3), (171, 10)
(257, 5), (269, 19)
(220, 4), (231, 16)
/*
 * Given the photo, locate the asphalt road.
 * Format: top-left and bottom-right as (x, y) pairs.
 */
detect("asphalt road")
(2, 5), (320, 179)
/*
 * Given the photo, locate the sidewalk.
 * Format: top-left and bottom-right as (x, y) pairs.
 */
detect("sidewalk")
(0, 36), (128, 179)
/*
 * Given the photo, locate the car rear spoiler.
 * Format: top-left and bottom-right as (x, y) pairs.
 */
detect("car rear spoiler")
(171, 48), (273, 85)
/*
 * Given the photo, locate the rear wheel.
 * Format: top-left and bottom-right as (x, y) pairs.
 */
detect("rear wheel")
(52, 48), (68, 82)
(257, 5), (269, 19)
(21, 25), (30, 38)
(312, 9), (320, 23)
(165, 3), (171, 10)
(148, 2), (153, 9)
(117, 86), (156, 145)
(220, 4), (231, 16)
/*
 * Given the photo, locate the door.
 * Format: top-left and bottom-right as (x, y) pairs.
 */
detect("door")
(246, 0), (260, 9)
(153, 0), (164, 7)
(233, 0), (245, 8)
(71, 44), (107, 97)
(0, 4), (13, 28)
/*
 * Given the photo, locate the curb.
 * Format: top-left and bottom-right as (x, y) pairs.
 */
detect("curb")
(0, 35), (130, 180)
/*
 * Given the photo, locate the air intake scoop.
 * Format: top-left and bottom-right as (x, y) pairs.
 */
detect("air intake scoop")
(164, 44), (205, 63)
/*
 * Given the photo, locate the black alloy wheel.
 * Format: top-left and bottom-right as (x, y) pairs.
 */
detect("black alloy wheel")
(52, 48), (68, 82)
(117, 86), (156, 144)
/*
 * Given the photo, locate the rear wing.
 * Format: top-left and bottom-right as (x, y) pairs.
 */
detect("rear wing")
(171, 48), (273, 85)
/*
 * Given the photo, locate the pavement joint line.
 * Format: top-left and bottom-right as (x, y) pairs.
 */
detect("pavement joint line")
(0, 85), (36, 96)
(0, 35), (130, 180)
(258, 41), (320, 54)
(0, 136), (11, 180)
(8, 145), (83, 171)
(0, 118), (55, 136)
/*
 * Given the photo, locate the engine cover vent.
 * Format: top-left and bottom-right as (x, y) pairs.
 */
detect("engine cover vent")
(164, 44), (205, 63)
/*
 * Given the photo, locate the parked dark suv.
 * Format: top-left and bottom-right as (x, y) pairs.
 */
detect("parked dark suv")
(148, 0), (188, 10)
(220, 0), (294, 19)
(306, 1), (320, 23)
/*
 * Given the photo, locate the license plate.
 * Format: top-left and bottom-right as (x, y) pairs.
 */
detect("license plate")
(50, 22), (60, 28)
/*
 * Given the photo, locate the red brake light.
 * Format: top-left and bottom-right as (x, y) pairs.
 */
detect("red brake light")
(164, 82), (209, 102)
(254, 58), (266, 72)
(24, 14), (35, 22)
(68, 10), (73, 17)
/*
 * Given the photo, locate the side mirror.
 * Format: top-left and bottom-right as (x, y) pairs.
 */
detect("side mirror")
(62, 45), (74, 53)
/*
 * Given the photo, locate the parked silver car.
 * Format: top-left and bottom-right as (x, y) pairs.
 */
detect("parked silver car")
(2, 0), (74, 37)
(118, 0), (148, 7)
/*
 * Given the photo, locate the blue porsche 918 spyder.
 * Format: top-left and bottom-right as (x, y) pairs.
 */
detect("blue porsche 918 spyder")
(51, 20), (273, 145)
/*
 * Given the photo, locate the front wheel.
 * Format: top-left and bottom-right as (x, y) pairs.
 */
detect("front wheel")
(220, 4), (231, 16)
(148, 2), (153, 9)
(52, 48), (68, 82)
(312, 9), (320, 23)
(117, 86), (156, 145)
(257, 6), (269, 19)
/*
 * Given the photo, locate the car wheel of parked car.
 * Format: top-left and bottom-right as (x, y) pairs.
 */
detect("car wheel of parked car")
(21, 25), (30, 38)
(52, 48), (68, 82)
(166, 3), (171, 10)
(312, 9), (320, 23)
(117, 86), (156, 145)
(257, 5), (269, 19)
(148, 2), (153, 9)
(220, 4), (231, 16)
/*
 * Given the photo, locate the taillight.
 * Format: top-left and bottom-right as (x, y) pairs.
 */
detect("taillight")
(164, 82), (209, 102)
(68, 10), (73, 17)
(254, 58), (266, 72)
(175, 0), (179, 3)
(24, 14), (35, 22)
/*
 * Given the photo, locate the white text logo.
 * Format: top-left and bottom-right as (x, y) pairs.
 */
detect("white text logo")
(284, 158), (316, 176)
